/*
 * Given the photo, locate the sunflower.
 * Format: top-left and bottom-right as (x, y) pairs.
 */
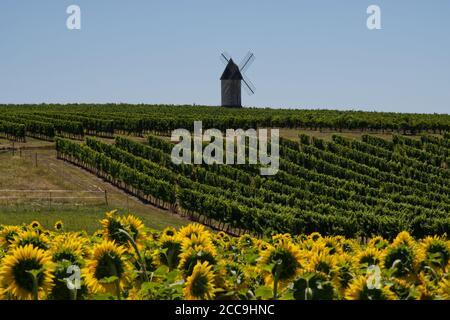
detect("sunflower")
(183, 261), (215, 300)
(179, 247), (216, 277)
(335, 253), (357, 290)
(158, 234), (182, 270)
(271, 233), (292, 244)
(416, 273), (439, 300)
(417, 236), (450, 270)
(237, 234), (256, 249)
(29, 221), (42, 230)
(100, 211), (129, 246)
(259, 238), (303, 284)
(0, 226), (21, 249)
(0, 244), (54, 300)
(161, 226), (177, 238)
(390, 278), (416, 300)
(256, 239), (270, 252)
(181, 233), (214, 252)
(382, 243), (418, 278)
(322, 237), (343, 256)
(367, 236), (389, 250)
(83, 240), (130, 296)
(341, 239), (360, 254)
(118, 214), (146, 244)
(308, 232), (322, 242)
(345, 276), (396, 300)
(177, 224), (206, 240)
(356, 247), (382, 268)
(392, 231), (416, 248)
(12, 230), (49, 251)
(54, 221), (64, 232)
(51, 234), (85, 265)
(307, 250), (337, 276)
(221, 261), (248, 292)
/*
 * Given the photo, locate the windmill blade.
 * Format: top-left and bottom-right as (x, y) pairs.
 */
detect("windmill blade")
(239, 52), (255, 73)
(220, 51), (231, 66)
(242, 75), (256, 95)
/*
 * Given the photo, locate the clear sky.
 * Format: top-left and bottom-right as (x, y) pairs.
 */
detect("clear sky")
(1, 0), (449, 113)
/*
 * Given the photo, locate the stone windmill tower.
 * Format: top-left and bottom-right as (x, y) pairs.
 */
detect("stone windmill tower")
(220, 52), (255, 108)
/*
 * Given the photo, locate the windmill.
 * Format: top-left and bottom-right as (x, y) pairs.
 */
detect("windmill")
(220, 51), (256, 108)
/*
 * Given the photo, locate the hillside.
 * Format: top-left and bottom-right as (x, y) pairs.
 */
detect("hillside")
(0, 105), (450, 239)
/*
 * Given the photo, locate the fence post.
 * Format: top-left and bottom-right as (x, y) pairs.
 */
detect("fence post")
(12, 142), (15, 156)
(104, 190), (108, 206)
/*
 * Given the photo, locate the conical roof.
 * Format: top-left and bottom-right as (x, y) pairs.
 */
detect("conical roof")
(220, 59), (243, 80)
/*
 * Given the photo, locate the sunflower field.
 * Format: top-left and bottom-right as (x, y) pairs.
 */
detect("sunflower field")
(0, 211), (449, 300)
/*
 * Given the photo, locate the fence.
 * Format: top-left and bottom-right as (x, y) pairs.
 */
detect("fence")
(0, 190), (108, 207)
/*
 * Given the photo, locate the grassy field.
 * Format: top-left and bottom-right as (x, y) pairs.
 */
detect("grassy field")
(0, 147), (188, 232)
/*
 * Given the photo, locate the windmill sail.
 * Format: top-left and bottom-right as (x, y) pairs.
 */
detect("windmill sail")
(239, 52), (255, 74)
(220, 52), (231, 66)
(242, 75), (255, 95)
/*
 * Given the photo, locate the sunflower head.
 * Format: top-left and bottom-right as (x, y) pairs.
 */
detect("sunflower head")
(29, 221), (42, 230)
(54, 221), (64, 232)
(12, 230), (49, 251)
(308, 232), (322, 242)
(382, 243), (417, 278)
(308, 251), (337, 276)
(367, 236), (389, 250)
(335, 254), (357, 290)
(100, 211), (130, 246)
(0, 244), (55, 300)
(392, 231), (416, 248)
(159, 237), (182, 270)
(177, 224), (206, 240)
(390, 278), (417, 300)
(162, 227), (177, 238)
(322, 237), (343, 256)
(183, 261), (215, 300)
(0, 226), (21, 249)
(179, 247), (216, 277)
(51, 234), (85, 265)
(83, 240), (130, 295)
(356, 248), (382, 269)
(345, 276), (396, 300)
(181, 233), (214, 252)
(259, 239), (303, 283)
(237, 234), (255, 249)
(417, 236), (450, 270)
(119, 214), (146, 244)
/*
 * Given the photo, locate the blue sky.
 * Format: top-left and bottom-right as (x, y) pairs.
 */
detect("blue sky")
(1, 0), (449, 113)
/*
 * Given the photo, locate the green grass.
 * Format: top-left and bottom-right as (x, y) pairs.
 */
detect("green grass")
(0, 204), (186, 234)
(0, 148), (188, 232)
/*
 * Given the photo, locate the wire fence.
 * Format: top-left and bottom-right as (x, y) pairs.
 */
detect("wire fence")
(0, 190), (108, 207)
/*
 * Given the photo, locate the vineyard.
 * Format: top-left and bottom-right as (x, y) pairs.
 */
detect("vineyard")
(1, 105), (450, 239)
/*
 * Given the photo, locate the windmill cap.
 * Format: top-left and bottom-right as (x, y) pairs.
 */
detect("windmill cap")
(220, 59), (243, 80)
